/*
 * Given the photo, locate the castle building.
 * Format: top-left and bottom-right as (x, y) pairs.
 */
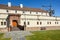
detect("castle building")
(0, 2), (60, 32)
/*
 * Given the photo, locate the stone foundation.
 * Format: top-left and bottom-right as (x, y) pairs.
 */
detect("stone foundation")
(46, 26), (60, 30)
(25, 26), (60, 31)
(0, 26), (60, 32)
(0, 27), (8, 32)
(25, 27), (40, 31)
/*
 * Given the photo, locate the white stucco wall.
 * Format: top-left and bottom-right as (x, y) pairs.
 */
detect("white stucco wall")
(0, 9), (7, 13)
(8, 10), (15, 13)
(17, 11), (22, 14)
(0, 14), (8, 18)
(0, 13), (8, 28)
(20, 14), (60, 27)
(20, 19), (60, 27)
(0, 8), (60, 28)
(0, 9), (50, 16)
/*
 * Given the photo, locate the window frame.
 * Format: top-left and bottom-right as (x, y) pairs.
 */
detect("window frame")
(47, 22), (51, 24)
(4, 22), (6, 25)
(37, 22), (39, 25)
(1, 22), (3, 25)
(7, 10), (9, 12)
(15, 10), (17, 13)
(27, 22), (30, 25)
(40, 22), (42, 25)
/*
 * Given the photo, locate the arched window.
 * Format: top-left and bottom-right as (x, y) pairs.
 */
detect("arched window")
(15, 10), (17, 13)
(1, 22), (3, 25)
(37, 22), (39, 25)
(24, 22), (26, 25)
(4, 22), (6, 25)
(47, 22), (51, 24)
(40, 22), (42, 25)
(7, 10), (8, 12)
(27, 22), (30, 25)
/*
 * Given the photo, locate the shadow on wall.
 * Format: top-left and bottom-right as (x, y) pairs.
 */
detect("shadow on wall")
(17, 25), (24, 30)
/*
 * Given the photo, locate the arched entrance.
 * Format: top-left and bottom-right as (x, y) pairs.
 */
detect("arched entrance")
(8, 14), (24, 31)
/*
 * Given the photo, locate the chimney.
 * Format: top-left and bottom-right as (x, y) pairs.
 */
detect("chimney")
(20, 4), (23, 8)
(8, 2), (11, 7)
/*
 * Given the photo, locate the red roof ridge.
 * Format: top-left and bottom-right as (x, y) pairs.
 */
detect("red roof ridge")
(0, 4), (48, 13)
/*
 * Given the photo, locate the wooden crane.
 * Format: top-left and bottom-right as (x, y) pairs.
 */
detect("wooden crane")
(42, 2), (54, 16)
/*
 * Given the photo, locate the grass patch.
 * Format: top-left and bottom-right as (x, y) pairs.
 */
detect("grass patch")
(0, 33), (11, 40)
(26, 30), (60, 40)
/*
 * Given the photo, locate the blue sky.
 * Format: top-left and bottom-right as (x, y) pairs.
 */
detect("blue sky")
(0, 0), (60, 16)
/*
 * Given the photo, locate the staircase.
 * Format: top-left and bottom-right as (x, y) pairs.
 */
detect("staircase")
(11, 27), (20, 31)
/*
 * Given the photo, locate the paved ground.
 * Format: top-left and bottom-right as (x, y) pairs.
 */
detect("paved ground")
(3, 31), (32, 40)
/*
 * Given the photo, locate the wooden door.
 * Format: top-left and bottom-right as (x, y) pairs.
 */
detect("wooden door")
(12, 20), (17, 27)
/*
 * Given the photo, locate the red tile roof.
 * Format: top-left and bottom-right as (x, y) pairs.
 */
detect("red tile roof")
(0, 4), (48, 13)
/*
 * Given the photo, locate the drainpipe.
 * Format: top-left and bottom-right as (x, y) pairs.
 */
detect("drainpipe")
(24, 14), (27, 31)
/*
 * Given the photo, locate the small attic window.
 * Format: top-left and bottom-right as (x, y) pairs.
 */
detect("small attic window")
(36, 12), (38, 14)
(15, 10), (17, 13)
(23, 11), (25, 13)
(30, 11), (31, 14)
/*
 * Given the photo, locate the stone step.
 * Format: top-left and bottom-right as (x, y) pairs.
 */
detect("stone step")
(11, 27), (20, 31)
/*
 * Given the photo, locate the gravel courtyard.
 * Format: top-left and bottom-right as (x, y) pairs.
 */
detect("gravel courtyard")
(3, 31), (32, 40)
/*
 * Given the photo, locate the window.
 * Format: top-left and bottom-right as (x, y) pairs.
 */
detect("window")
(47, 22), (51, 24)
(47, 22), (49, 24)
(23, 11), (25, 13)
(27, 22), (29, 25)
(36, 12), (38, 14)
(1, 22), (3, 25)
(4, 22), (6, 25)
(15, 10), (17, 13)
(24, 22), (26, 25)
(30, 11), (31, 14)
(41, 27), (46, 30)
(55, 22), (56, 24)
(37, 22), (39, 25)
(57, 22), (58, 24)
(40, 22), (42, 25)
(55, 22), (58, 24)
(50, 22), (51, 24)
(7, 10), (8, 12)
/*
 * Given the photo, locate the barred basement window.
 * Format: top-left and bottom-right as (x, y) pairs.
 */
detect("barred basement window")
(4, 22), (6, 25)
(1, 22), (3, 25)
(41, 27), (46, 30)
